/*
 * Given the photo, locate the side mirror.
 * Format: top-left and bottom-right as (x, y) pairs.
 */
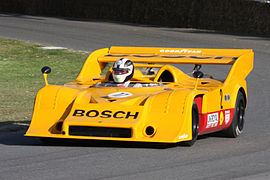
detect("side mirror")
(193, 71), (204, 78)
(41, 66), (51, 74)
(41, 66), (51, 85)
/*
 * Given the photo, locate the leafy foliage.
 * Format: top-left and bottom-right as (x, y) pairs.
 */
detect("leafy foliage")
(0, 0), (269, 35)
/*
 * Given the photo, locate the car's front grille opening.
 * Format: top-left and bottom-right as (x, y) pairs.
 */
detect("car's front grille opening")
(69, 126), (132, 138)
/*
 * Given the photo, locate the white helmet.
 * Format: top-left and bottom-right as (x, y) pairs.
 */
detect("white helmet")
(112, 58), (134, 83)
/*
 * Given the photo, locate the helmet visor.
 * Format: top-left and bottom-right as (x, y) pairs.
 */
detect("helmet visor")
(113, 68), (129, 75)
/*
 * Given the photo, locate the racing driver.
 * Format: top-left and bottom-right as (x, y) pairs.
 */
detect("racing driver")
(112, 58), (134, 87)
(94, 58), (161, 88)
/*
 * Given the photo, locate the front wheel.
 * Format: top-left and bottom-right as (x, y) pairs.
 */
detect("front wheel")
(182, 101), (199, 146)
(224, 91), (245, 138)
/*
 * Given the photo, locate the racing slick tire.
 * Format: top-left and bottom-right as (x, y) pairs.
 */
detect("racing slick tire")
(182, 101), (199, 146)
(224, 91), (246, 138)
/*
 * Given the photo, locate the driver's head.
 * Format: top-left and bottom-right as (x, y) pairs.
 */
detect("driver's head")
(112, 58), (134, 83)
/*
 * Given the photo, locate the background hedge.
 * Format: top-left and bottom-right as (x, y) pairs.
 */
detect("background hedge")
(0, 0), (269, 36)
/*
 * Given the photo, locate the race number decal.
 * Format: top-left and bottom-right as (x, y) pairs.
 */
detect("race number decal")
(108, 92), (133, 98)
(206, 112), (219, 128)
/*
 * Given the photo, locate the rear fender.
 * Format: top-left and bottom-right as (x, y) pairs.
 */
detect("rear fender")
(223, 79), (247, 109)
(222, 80), (247, 130)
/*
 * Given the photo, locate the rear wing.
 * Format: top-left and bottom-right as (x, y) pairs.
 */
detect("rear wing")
(76, 46), (254, 84)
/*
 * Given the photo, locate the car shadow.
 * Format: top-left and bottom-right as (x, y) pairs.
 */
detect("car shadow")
(198, 131), (232, 140)
(0, 130), (178, 149)
(0, 124), (230, 149)
(0, 121), (30, 134)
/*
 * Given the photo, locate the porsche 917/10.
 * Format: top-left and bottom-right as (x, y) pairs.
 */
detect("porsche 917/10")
(25, 47), (253, 146)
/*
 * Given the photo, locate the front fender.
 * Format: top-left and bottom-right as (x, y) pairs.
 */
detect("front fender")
(142, 89), (197, 142)
(25, 85), (80, 136)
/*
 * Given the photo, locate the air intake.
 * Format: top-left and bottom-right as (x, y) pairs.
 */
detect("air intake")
(69, 126), (132, 138)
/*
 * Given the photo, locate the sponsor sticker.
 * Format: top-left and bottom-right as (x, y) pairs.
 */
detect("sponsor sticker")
(160, 49), (202, 54)
(206, 112), (219, 128)
(108, 92), (133, 98)
(220, 111), (224, 125)
(73, 109), (139, 119)
(225, 110), (231, 124)
(224, 94), (231, 102)
(178, 133), (188, 140)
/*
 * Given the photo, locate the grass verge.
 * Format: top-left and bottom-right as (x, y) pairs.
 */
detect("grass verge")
(0, 38), (88, 123)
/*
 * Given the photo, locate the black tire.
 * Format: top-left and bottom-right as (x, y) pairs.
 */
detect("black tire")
(182, 101), (200, 146)
(224, 91), (245, 138)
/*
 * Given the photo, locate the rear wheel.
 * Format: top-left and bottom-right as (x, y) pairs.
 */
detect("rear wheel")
(224, 91), (245, 137)
(182, 101), (199, 146)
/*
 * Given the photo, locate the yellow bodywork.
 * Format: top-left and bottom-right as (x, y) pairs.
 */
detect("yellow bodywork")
(25, 47), (253, 143)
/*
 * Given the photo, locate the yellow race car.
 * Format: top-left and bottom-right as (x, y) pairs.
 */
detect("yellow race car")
(25, 47), (254, 146)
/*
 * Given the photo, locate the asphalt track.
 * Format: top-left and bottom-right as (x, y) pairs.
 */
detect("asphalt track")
(0, 14), (270, 180)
